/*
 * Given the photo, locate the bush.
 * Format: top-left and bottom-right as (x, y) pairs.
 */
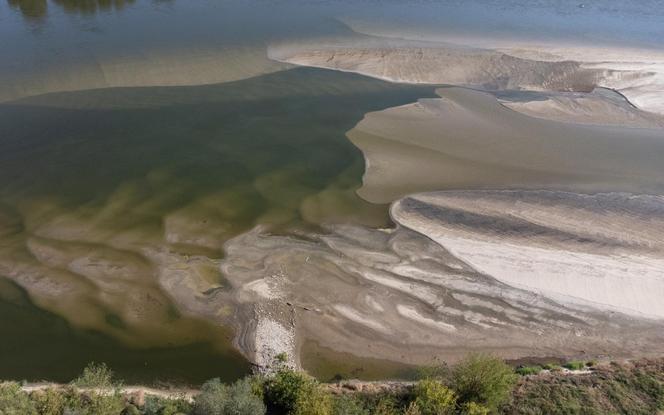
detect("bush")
(72, 363), (119, 389)
(451, 353), (517, 411)
(194, 377), (265, 415)
(563, 361), (585, 371)
(31, 388), (66, 415)
(293, 383), (333, 415)
(460, 402), (490, 415)
(68, 363), (125, 415)
(515, 366), (543, 376)
(265, 369), (332, 415)
(411, 379), (456, 415)
(265, 369), (309, 413)
(0, 382), (37, 415)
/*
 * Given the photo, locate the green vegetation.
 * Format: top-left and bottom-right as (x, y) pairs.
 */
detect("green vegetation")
(451, 353), (518, 411)
(193, 377), (265, 415)
(265, 368), (333, 415)
(1, 357), (663, 414)
(541, 363), (561, 371)
(562, 361), (586, 371)
(503, 359), (664, 414)
(460, 402), (490, 415)
(410, 379), (456, 415)
(0, 382), (37, 415)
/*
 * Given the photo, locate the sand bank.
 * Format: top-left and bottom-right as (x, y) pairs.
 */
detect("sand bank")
(270, 29), (664, 115)
(346, 87), (664, 204)
(0, 46), (291, 104)
(221, 191), (664, 369)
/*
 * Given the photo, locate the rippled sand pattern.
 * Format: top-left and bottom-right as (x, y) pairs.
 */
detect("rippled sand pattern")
(221, 191), (664, 367)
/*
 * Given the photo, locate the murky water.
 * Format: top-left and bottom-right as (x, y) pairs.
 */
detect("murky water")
(0, 64), (435, 382)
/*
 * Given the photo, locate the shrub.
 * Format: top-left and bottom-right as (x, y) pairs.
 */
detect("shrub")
(0, 382), (37, 415)
(451, 353), (517, 410)
(265, 369), (309, 413)
(194, 377), (265, 415)
(144, 395), (192, 415)
(515, 366), (543, 376)
(563, 361), (586, 371)
(68, 363), (125, 415)
(411, 379), (456, 415)
(265, 368), (333, 415)
(294, 385), (333, 415)
(72, 363), (119, 389)
(31, 388), (66, 415)
(460, 402), (490, 415)
(332, 394), (369, 415)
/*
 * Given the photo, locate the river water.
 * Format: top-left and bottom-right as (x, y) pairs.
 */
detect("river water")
(1, 0), (662, 383)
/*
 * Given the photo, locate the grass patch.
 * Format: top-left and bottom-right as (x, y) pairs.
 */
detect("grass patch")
(562, 361), (586, 371)
(515, 366), (543, 376)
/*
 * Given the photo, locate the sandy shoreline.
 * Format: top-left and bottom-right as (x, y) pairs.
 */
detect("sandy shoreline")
(222, 190), (664, 372)
(221, 51), (664, 370)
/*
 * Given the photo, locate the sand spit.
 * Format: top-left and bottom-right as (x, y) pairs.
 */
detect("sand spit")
(269, 36), (609, 92)
(346, 87), (664, 204)
(270, 30), (664, 115)
(0, 46), (291, 103)
(220, 191), (664, 368)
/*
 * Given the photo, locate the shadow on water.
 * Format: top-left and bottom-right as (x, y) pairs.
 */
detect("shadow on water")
(0, 67), (437, 383)
(7, 0), (137, 20)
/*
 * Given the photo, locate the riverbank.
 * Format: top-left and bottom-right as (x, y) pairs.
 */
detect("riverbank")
(3, 357), (663, 414)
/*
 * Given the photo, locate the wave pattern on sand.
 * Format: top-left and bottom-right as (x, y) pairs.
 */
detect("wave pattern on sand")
(221, 191), (664, 367)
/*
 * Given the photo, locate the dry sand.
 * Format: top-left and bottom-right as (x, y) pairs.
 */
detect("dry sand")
(270, 29), (664, 115)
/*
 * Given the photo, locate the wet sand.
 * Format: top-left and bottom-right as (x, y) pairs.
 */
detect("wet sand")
(347, 87), (664, 204)
(221, 191), (664, 369)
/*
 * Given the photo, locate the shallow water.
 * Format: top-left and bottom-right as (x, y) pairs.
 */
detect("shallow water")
(0, 66), (435, 382)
